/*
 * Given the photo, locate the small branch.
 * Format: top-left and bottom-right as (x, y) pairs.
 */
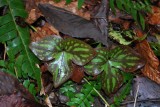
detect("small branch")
(3, 43), (6, 60)
(133, 84), (139, 107)
(121, 98), (160, 105)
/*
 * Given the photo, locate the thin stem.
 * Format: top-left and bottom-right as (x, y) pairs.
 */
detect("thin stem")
(133, 84), (139, 107)
(3, 43), (6, 60)
(83, 78), (110, 107)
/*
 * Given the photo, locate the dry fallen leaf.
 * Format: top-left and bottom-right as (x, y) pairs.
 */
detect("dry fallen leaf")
(135, 29), (160, 84)
(70, 64), (85, 83)
(30, 23), (58, 41)
(148, 6), (160, 25)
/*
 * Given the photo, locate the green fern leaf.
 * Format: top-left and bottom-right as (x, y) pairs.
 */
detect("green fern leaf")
(66, 0), (72, 4)
(67, 80), (101, 107)
(60, 81), (76, 99)
(110, 0), (151, 30)
(78, 0), (84, 9)
(109, 28), (133, 45)
(0, 0), (41, 91)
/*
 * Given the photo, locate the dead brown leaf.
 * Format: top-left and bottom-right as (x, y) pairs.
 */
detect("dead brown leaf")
(148, 6), (160, 25)
(70, 64), (84, 83)
(135, 29), (160, 84)
(30, 23), (58, 41)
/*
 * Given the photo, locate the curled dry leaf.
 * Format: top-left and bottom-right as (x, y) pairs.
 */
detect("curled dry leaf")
(135, 29), (160, 84)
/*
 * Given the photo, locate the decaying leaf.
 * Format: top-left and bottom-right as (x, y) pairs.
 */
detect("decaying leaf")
(135, 29), (160, 84)
(30, 23), (59, 42)
(70, 64), (84, 83)
(148, 6), (160, 25)
(0, 71), (45, 107)
(38, 3), (108, 46)
(91, 0), (109, 37)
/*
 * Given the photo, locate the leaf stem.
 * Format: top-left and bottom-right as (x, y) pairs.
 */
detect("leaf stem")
(83, 78), (110, 107)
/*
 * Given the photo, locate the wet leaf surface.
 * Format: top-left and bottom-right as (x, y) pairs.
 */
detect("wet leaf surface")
(48, 52), (72, 88)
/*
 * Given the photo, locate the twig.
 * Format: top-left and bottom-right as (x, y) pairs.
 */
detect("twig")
(3, 43), (6, 60)
(83, 78), (110, 107)
(121, 98), (160, 105)
(133, 84), (139, 107)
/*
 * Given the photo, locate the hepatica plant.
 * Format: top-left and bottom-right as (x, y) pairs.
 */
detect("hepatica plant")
(30, 35), (145, 94)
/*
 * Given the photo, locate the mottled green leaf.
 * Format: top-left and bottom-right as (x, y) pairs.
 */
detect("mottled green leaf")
(29, 35), (62, 61)
(85, 46), (145, 95)
(109, 46), (145, 72)
(58, 37), (96, 66)
(48, 52), (72, 87)
(101, 64), (123, 95)
(84, 48), (108, 75)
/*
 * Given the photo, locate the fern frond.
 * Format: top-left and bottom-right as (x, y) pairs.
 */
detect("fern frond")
(0, 0), (41, 92)
(109, 28), (134, 45)
(110, 0), (151, 30)
(67, 80), (101, 107)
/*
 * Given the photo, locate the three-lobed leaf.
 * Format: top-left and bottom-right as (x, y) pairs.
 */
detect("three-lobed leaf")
(85, 46), (145, 94)
(30, 37), (96, 87)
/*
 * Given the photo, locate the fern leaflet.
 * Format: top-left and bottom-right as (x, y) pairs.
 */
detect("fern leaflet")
(67, 79), (101, 107)
(0, 0), (41, 94)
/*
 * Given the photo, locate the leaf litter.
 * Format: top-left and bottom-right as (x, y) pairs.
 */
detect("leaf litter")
(0, 0), (160, 107)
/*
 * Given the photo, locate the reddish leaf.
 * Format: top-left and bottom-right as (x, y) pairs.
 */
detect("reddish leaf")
(70, 64), (84, 83)
(148, 6), (160, 25)
(135, 29), (160, 84)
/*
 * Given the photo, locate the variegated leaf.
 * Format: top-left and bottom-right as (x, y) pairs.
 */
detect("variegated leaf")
(84, 48), (108, 75)
(29, 35), (62, 61)
(109, 46), (145, 72)
(85, 46), (145, 95)
(58, 37), (96, 65)
(101, 63), (123, 95)
(48, 52), (73, 88)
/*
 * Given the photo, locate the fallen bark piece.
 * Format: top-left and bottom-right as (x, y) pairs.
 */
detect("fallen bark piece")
(38, 3), (108, 46)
